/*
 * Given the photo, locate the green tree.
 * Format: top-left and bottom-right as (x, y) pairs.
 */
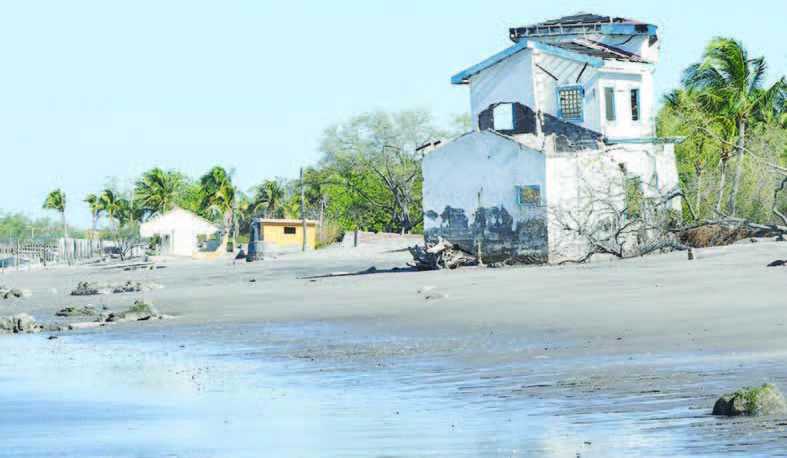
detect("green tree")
(199, 166), (236, 250)
(42, 189), (68, 241)
(98, 188), (139, 260)
(319, 109), (446, 233)
(252, 179), (285, 218)
(84, 193), (101, 237)
(134, 168), (184, 218)
(685, 37), (786, 215)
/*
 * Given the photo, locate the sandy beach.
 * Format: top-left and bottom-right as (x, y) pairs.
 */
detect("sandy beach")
(2, 237), (787, 456)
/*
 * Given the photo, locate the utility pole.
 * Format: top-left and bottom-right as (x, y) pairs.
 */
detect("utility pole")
(300, 167), (307, 252)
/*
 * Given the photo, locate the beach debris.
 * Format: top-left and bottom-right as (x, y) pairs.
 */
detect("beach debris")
(55, 305), (107, 317)
(712, 384), (787, 416)
(70, 282), (101, 296)
(0, 313), (44, 334)
(70, 281), (162, 296)
(0, 286), (29, 300)
(105, 300), (166, 323)
(767, 260), (786, 267)
(408, 239), (477, 271)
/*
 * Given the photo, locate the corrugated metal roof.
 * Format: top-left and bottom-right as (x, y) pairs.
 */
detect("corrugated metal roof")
(509, 13), (656, 41)
(552, 39), (648, 63)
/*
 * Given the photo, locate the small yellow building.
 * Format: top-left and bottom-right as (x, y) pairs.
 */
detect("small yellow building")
(251, 219), (318, 256)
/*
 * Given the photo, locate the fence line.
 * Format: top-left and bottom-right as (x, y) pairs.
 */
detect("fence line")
(0, 238), (106, 272)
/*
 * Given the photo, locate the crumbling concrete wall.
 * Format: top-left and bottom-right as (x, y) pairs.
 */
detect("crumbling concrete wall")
(545, 142), (681, 263)
(423, 130), (548, 263)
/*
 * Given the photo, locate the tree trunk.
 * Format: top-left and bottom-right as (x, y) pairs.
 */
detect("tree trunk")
(695, 169), (703, 220)
(716, 159), (727, 214)
(62, 212), (69, 264)
(728, 118), (747, 216)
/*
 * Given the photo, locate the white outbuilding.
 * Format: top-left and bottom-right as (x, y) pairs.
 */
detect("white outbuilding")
(140, 207), (220, 257)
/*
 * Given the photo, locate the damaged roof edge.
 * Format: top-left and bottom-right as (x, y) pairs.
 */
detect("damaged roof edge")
(451, 39), (604, 85)
(606, 136), (686, 145)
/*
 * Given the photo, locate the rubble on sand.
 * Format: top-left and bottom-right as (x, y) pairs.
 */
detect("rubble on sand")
(0, 314), (44, 334)
(408, 239), (478, 271)
(105, 300), (167, 323)
(0, 286), (30, 300)
(55, 305), (107, 317)
(70, 281), (161, 296)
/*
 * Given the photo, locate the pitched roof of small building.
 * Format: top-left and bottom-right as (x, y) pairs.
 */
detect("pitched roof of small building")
(140, 206), (220, 238)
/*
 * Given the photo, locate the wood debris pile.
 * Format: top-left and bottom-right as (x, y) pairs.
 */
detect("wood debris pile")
(408, 239), (478, 271)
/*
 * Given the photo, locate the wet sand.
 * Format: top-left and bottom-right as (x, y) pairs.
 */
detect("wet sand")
(1, 238), (786, 456)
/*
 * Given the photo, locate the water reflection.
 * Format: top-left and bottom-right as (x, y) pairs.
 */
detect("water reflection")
(0, 323), (785, 457)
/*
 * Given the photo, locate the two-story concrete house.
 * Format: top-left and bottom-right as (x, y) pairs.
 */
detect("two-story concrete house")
(422, 13), (681, 263)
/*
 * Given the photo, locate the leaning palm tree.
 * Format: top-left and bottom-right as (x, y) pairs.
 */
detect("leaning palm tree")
(134, 168), (184, 219)
(98, 189), (126, 233)
(43, 189), (69, 263)
(685, 38), (787, 216)
(43, 188), (67, 239)
(199, 166), (236, 250)
(252, 179), (285, 218)
(84, 193), (101, 236)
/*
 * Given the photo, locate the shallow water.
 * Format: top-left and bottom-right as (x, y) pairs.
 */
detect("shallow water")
(1, 321), (786, 457)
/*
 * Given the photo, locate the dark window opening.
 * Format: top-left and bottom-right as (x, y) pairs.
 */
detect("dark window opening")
(283, 226), (297, 235)
(604, 87), (616, 122)
(557, 86), (584, 120)
(630, 88), (640, 122)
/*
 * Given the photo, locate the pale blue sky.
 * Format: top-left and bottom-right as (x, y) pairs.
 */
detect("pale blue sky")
(2, 0), (785, 227)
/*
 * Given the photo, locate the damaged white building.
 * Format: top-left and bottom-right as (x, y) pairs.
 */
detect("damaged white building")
(423, 13), (682, 263)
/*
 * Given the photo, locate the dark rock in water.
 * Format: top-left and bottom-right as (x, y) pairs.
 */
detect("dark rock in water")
(55, 305), (100, 317)
(0, 313), (43, 334)
(713, 384), (787, 416)
(767, 260), (786, 267)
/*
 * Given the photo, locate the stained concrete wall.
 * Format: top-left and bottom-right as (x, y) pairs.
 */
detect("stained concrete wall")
(422, 130), (548, 262)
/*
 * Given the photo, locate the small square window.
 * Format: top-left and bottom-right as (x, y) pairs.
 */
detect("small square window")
(516, 185), (541, 206)
(283, 226), (297, 235)
(557, 86), (584, 120)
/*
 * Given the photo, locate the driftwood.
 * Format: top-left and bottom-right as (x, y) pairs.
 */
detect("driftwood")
(408, 239), (478, 271)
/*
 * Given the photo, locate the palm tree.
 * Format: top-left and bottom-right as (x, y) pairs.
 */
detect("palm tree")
(252, 180), (285, 218)
(98, 189), (126, 233)
(685, 38), (786, 215)
(199, 166), (236, 250)
(84, 193), (101, 236)
(134, 168), (183, 218)
(43, 188), (67, 239)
